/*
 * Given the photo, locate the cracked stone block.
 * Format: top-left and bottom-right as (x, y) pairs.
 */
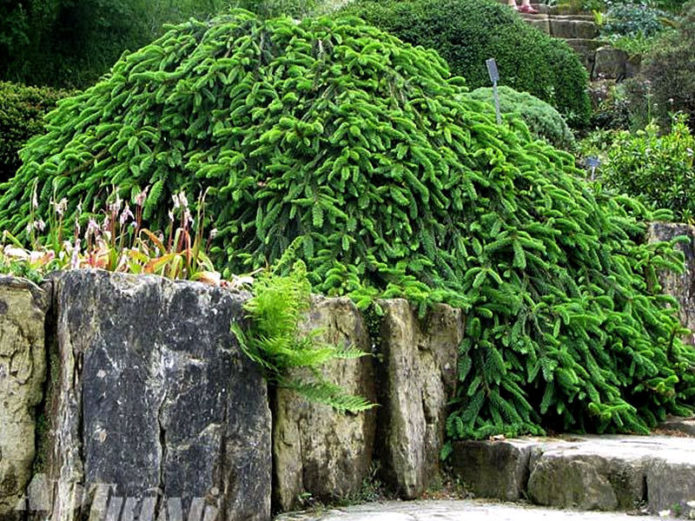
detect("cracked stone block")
(528, 455), (641, 511)
(0, 277), (49, 521)
(272, 296), (377, 512)
(593, 46), (629, 80)
(45, 270), (271, 521)
(450, 440), (536, 501)
(646, 458), (695, 516)
(549, 19), (598, 39)
(527, 438), (649, 511)
(647, 223), (695, 345)
(375, 300), (464, 499)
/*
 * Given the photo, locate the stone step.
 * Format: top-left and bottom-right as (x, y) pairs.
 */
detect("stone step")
(551, 19), (598, 39)
(659, 416), (695, 437)
(564, 37), (603, 66)
(274, 499), (664, 520)
(544, 13), (596, 20)
(532, 3), (584, 14)
(519, 13), (596, 21)
(451, 434), (695, 516)
(519, 15), (599, 38)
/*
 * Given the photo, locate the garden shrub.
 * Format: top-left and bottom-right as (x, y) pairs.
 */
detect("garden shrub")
(601, 115), (695, 221)
(0, 81), (69, 182)
(230, 0), (318, 18)
(589, 78), (654, 130)
(467, 86), (576, 151)
(342, 0), (592, 127)
(639, 2), (695, 129)
(601, 2), (669, 38)
(1, 11), (693, 439)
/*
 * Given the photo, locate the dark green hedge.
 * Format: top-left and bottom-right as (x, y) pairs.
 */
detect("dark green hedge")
(342, 0), (592, 127)
(0, 0), (232, 89)
(0, 82), (70, 182)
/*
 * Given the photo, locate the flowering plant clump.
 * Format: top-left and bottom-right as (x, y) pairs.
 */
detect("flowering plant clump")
(0, 186), (251, 288)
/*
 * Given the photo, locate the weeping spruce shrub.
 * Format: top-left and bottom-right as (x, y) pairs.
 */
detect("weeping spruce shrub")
(341, 0), (592, 128)
(1, 10), (694, 439)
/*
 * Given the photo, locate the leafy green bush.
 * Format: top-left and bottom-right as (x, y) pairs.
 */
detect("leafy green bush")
(639, 2), (695, 129)
(601, 116), (695, 221)
(601, 2), (669, 38)
(602, 33), (668, 58)
(467, 86), (576, 151)
(0, 82), (70, 182)
(1, 10), (693, 439)
(342, 0), (591, 127)
(589, 78), (653, 130)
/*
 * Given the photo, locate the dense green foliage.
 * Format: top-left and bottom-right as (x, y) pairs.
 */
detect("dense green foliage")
(231, 0), (319, 18)
(601, 117), (695, 221)
(342, 0), (591, 127)
(467, 86), (576, 151)
(1, 11), (694, 439)
(0, 0), (232, 88)
(0, 82), (70, 182)
(601, 2), (669, 38)
(639, 2), (695, 129)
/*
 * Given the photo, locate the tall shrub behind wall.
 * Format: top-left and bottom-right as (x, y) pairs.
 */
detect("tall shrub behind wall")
(343, 0), (592, 127)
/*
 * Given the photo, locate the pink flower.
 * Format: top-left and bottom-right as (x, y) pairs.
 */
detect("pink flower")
(134, 187), (149, 207)
(119, 204), (135, 226)
(108, 195), (122, 215)
(54, 198), (68, 217)
(86, 219), (100, 239)
(70, 239), (81, 269)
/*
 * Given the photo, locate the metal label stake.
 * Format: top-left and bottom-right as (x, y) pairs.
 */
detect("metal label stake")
(486, 58), (502, 125)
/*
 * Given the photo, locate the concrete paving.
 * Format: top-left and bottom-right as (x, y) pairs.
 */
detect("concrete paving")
(275, 500), (664, 521)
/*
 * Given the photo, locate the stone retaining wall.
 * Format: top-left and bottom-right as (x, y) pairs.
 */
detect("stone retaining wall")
(0, 271), (464, 521)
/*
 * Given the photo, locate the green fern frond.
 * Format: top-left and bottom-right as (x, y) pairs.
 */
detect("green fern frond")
(232, 260), (375, 414)
(280, 378), (376, 414)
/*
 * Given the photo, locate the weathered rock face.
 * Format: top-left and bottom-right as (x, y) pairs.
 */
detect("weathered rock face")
(0, 277), (48, 521)
(647, 222), (695, 345)
(375, 301), (463, 499)
(273, 297), (377, 512)
(527, 453), (644, 511)
(45, 270), (271, 521)
(593, 46), (629, 80)
(647, 459), (695, 518)
(450, 440), (535, 501)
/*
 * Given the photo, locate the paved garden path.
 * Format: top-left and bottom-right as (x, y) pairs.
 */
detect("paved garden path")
(275, 500), (663, 521)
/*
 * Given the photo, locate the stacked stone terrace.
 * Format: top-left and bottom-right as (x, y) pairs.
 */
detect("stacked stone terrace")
(502, 1), (640, 80)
